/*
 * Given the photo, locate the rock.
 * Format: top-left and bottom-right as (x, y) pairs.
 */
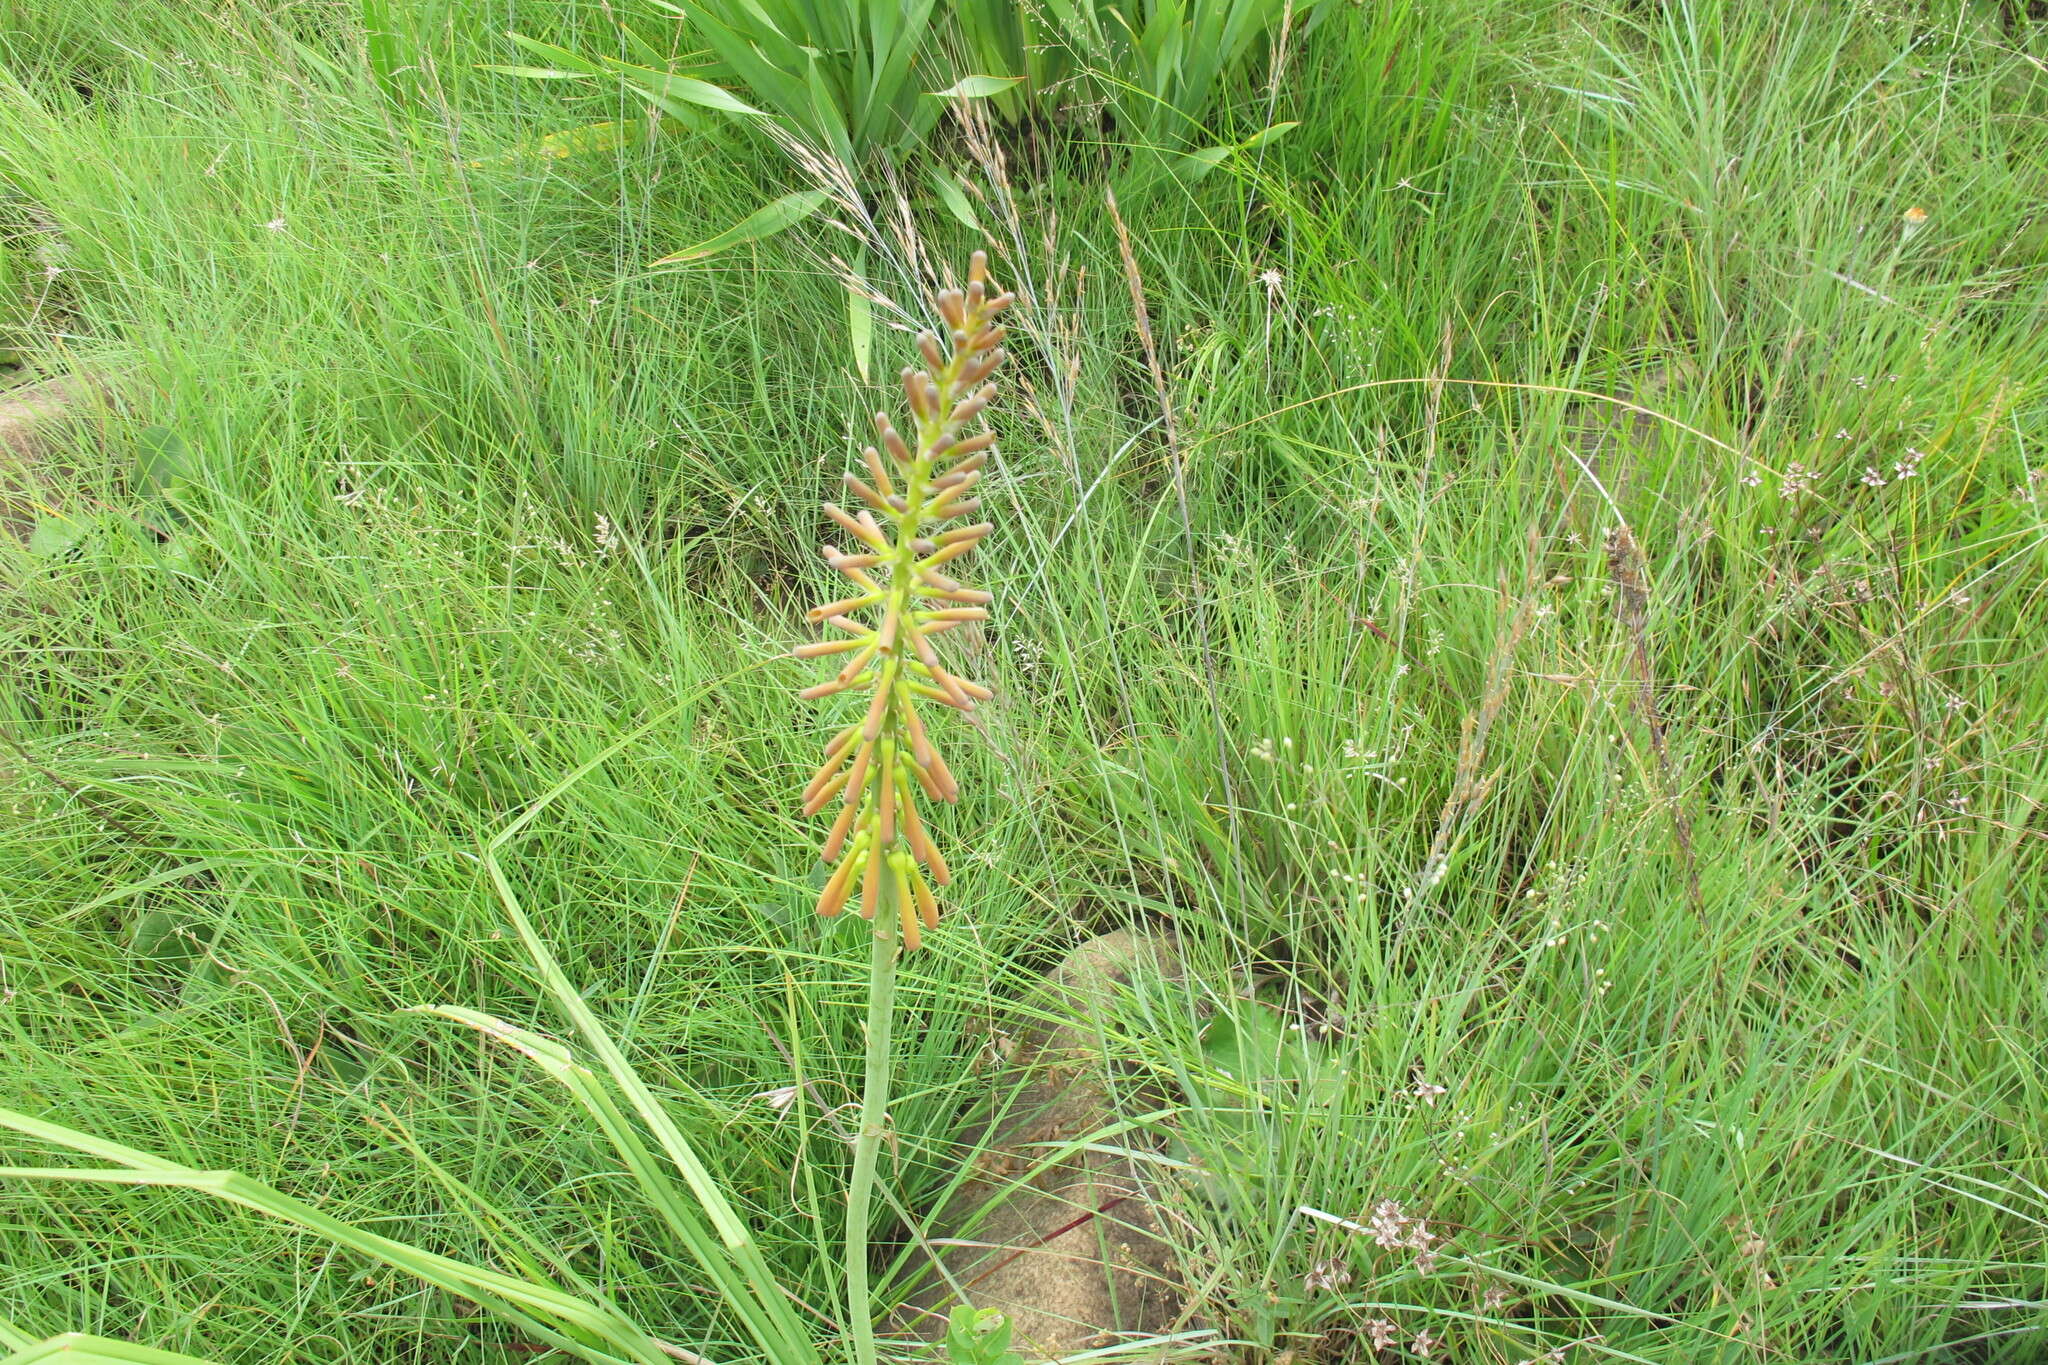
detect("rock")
(898, 928), (1188, 1361)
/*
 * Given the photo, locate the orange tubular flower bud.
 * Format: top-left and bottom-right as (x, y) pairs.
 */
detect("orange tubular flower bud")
(902, 751), (946, 802)
(937, 519), (991, 548)
(841, 739), (874, 808)
(958, 352), (1004, 387)
(836, 643), (879, 684)
(799, 675), (859, 701)
(895, 692), (934, 766)
(792, 637), (866, 659)
(875, 739), (898, 847)
(893, 855), (923, 951)
(824, 502), (889, 548)
(860, 664), (894, 740)
(903, 367), (930, 419)
(843, 473), (893, 513)
(944, 430), (997, 459)
(809, 593), (880, 623)
(923, 743), (960, 804)
(949, 386), (996, 426)
(907, 861), (941, 927)
(821, 801), (859, 863)
(920, 538), (982, 569)
(817, 849), (860, 917)
(801, 770), (848, 817)
(859, 844), (884, 920)
(861, 446), (894, 495)
(921, 832), (952, 888)
(803, 750), (849, 804)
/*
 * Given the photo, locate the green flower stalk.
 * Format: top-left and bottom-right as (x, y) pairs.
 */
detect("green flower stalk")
(795, 251), (1012, 952)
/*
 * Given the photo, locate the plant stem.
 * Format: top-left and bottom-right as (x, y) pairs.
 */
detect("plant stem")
(844, 879), (900, 1365)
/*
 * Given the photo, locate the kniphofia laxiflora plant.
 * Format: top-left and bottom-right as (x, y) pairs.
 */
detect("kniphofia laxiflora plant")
(794, 252), (1012, 949)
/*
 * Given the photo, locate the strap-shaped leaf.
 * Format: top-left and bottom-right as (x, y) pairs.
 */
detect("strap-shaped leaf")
(1, 1333), (227, 1364)
(650, 189), (830, 266)
(0, 1108), (666, 1365)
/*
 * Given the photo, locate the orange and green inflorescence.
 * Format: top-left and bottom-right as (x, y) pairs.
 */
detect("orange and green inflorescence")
(794, 252), (1013, 950)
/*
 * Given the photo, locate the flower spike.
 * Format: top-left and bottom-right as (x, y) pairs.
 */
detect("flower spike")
(795, 252), (1012, 943)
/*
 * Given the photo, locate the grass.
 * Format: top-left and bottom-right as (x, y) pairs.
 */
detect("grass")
(3, 0), (2047, 1362)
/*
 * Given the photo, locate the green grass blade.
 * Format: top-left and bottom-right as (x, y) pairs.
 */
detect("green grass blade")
(0, 1111), (668, 1365)
(0, 1336), (228, 1365)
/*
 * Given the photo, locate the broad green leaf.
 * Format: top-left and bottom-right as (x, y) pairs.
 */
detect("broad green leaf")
(135, 425), (192, 497)
(503, 32), (607, 77)
(929, 168), (984, 233)
(649, 189), (830, 266)
(595, 57), (764, 119)
(929, 73), (1024, 99)
(1238, 119), (1301, 150)
(475, 64), (593, 81)
(670, 7), (811, 125)
(27, 513), (89, 558)
(846, 250), (874, 384)
(802, 54), (855, 163)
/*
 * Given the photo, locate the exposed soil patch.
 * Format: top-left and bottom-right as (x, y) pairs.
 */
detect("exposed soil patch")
(0, 374), (97, 541)
(898, 928), (1189, 1360)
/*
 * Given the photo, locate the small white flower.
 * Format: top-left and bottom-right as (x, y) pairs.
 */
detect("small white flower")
(264, 216), (288, 233)
(1303, 1257), (1352, 1294)
(1363, 1318), (1399, 1350)
(1413, 1079), (1448, 1106)
(753, 1085), (799, 1112)
(1368, 1200), (1408, 1248)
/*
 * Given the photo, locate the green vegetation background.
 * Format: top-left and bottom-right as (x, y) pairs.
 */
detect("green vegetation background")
(2, 2), (2045, 1362)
